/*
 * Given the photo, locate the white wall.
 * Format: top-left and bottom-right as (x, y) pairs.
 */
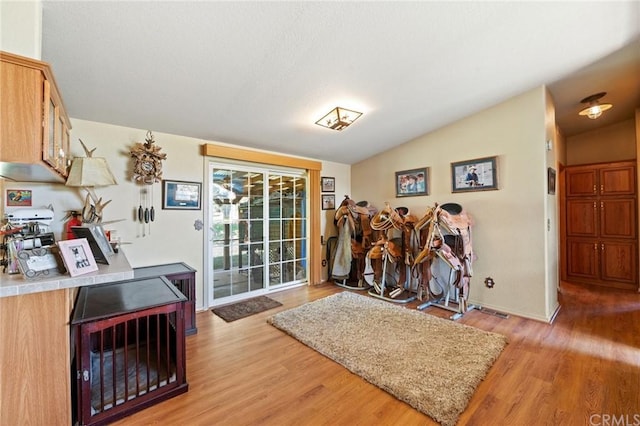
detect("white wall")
(0, 0), (42, 59)
(352, 86), (557, 321)
(318, 161), (351, 281)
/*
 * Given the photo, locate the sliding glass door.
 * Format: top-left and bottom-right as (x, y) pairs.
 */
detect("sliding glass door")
(207, 163), (307, 305)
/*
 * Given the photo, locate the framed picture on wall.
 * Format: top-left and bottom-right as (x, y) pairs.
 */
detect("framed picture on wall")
(162, 180), (202, 210)
(451, 156), (498, 193)
(548, 167), (556, 195)
(321, 176), (335, 192)
(395, 168), (428, 197)
(322, 194), (336, 210)
(6, 189), (32, 207)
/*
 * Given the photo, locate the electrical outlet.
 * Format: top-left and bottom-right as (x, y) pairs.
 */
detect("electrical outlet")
(322, 259), (327, 267)
(485, 277), (495, 288)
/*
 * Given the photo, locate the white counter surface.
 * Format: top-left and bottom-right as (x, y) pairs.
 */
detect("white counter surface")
(0, 252), (134, 298)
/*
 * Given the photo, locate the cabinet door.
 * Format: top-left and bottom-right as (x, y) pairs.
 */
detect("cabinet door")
(600, 241), (636, 284)
(567, 239), (599, 280)
(600, 198), (636, 239)
(566, 168), (597, 197)
(600, 164), (635, 196)
(42, 80), (58, 170)
(566, 199), (598, 237)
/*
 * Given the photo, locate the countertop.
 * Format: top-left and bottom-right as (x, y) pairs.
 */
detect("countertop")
(0, 251), (134, 298)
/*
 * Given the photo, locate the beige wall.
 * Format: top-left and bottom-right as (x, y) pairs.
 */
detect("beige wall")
(352, 86), (557, 321)
(566, 118), (637, 165)
(4, 118), (349, 310)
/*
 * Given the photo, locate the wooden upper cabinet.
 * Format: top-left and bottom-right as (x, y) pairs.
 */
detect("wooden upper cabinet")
(566, 168), (597, 197)
(0, 51), (71, 182)
(566, 161), (636, 197)
(600, 164), (636, 196)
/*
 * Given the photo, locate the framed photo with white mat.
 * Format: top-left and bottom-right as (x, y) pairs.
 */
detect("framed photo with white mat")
(58, 238), (99, 277)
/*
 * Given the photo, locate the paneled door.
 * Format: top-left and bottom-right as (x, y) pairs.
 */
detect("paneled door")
(207, 163), (308, 305)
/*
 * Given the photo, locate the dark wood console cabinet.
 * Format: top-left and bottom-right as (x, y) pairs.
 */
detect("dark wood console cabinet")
(71, 277), (188, 426)
(134, 263), (197, 335)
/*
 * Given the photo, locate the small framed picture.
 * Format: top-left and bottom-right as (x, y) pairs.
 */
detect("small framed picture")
(451, 156), (498, 193)
(16, 246), (64, 280)
(6, 189), (32, 207)
(162, 180), (202, 210)
(548, 167), (556, 195)
(57, 238), (99, 277)
(322, 194), (336, 210)
(321, 176), (335, 192)
(70, 224), (114, 264)
(395, 168), (429, 197)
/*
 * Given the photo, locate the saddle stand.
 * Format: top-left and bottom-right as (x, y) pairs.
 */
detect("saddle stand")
(417, 288), (479, 320)
(367, 253), (416, 304)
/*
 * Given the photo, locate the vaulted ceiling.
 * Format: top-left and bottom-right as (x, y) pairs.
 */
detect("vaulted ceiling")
(41, 1), (640, 165)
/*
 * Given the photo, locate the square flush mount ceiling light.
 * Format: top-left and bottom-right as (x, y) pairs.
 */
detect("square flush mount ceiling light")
(315, 107), (362, 131)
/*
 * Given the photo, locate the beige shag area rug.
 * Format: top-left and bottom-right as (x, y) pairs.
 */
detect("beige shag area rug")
(267, 292), (507, 426)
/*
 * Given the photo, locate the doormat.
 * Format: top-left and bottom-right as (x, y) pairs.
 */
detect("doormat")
(268, 292), (507, 426)
(212, 296), (282, 322)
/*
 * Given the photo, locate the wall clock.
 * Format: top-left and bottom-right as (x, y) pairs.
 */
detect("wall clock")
(130, 130), (167, 184)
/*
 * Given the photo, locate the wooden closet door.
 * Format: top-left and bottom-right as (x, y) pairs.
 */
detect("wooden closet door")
(566, 239), (599, 280)
(566, 199), (597, 237)
(600, 241), (637, 283)
(600, 199), (636, 239)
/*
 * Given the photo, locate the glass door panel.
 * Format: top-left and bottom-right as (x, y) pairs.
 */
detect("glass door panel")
(208, 164), (308, 305)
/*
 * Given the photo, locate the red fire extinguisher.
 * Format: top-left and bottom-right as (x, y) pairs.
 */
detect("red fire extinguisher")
(64, 211), (82, 240)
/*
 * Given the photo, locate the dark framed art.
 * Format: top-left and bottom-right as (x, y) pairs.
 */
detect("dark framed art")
(451, 156), (498, 193)
(6, 189), (32, 207)
(548, 167), (556, 195)
(162, 180), (202, 210)
(322, 194), (336, 210)
(395, 168), (428, 197)
(321, 176), (335, 192)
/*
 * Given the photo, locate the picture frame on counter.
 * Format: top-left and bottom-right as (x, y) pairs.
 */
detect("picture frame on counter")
(57, 238), (99, 277)
(16, 246), (64, 280)
(71, 224), (114, 265)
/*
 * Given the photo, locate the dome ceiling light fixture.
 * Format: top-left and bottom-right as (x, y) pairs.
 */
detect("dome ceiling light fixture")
(315, 107), (362, 131)
(578, 92), (613, 120)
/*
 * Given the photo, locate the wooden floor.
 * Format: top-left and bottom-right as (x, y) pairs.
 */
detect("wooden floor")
(113, 281), (640, 426)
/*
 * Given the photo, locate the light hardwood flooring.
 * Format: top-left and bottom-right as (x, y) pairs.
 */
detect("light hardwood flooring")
(113, 281), (640, 425)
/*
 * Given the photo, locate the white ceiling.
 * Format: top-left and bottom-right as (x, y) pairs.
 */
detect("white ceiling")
(40, 1), (640, 165)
